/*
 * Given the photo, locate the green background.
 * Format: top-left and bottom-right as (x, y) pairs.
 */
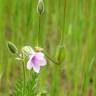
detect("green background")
(0, 0), (96, 96)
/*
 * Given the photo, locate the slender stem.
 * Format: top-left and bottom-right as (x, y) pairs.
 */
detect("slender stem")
(60, 0), (66, 45)
(22, 58), (26, 96)
(43, 51), (58, 65)
(37, 15), (41, 47)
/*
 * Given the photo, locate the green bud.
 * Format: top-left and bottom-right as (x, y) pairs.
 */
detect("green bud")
(37, 0), (44, 15)
(21, 46), (34, 57)
(8, 41), (18, 54)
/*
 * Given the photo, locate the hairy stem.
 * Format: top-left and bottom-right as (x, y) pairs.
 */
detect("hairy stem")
(22, 59), (26, 96)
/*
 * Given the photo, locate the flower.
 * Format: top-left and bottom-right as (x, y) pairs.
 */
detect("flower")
(27, 52), (47, 73)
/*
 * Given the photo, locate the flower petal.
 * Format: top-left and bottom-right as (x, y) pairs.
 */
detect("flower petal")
(27, 55), (34, 70)
(32, 63), (40, 73)
(33, 52), (46, 66)
(36, 52), (45, 61)
(37, 52), (45, 57)
(27, 59), (33, 70)
(39, 57), (47, 66)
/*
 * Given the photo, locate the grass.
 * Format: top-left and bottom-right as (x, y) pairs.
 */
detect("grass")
(0, 0), (96, 96)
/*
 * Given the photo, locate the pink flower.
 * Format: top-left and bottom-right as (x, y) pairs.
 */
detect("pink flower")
(27, 52), (47, 73)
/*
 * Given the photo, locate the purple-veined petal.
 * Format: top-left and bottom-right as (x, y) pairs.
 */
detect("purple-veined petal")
(27, 51), (47, 73)
(32, 52), (46, 66)
(32, 63), (40, 73)
(27, 54), (34, 70)
(27, 59), (33, 70)
(36, 52), (46, 66)
(39, 57), (47, 66)
(35, 52), (45, 61)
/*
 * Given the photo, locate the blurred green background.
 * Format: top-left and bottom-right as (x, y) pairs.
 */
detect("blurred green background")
(0, 0), (96, 96)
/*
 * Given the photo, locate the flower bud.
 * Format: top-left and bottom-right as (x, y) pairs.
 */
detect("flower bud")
(21, 46), (34, 57)
(8, 41), (18, 54)
(37, 0), (44, 15)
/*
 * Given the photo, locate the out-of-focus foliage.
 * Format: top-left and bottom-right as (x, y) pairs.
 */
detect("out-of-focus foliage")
(0, 0), (96, 96)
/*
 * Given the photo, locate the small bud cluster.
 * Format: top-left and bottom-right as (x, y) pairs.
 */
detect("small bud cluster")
(21, 46), (34, 57)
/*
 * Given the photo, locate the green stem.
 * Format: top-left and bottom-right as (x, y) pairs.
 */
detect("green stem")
(43, 51), (58, 65)
(60, 0), (66, 45)
(22, 59), (26, 96)
(37, 15), (41, 47)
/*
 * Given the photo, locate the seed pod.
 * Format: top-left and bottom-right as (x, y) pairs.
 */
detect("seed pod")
(8, 41), (18, 54)
(37, 0), (44, 15)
